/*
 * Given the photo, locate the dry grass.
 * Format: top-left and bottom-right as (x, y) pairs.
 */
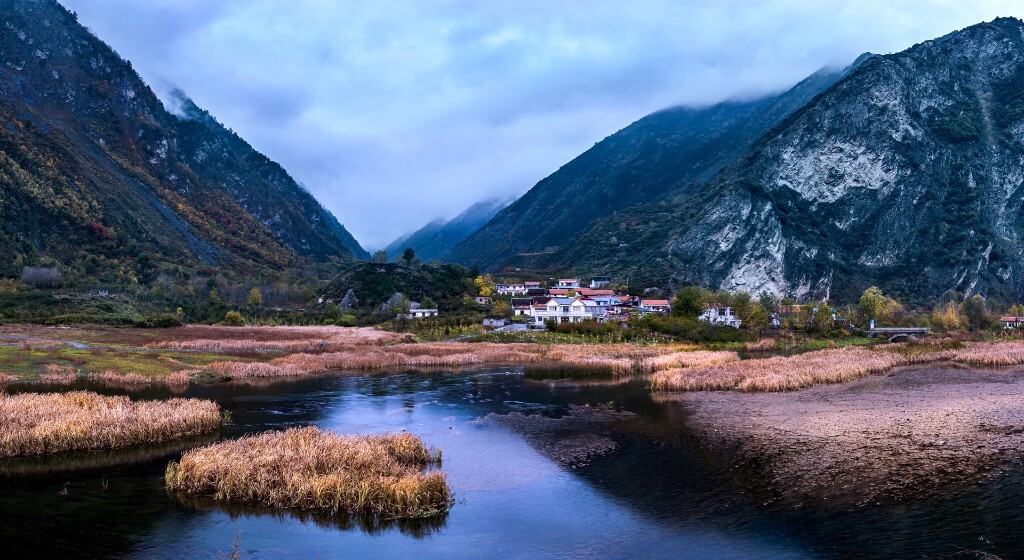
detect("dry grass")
(743, 339), (778, 352)
(165, 426), (452, 519)
(653, 339), (1024, 392)
(653, 346), (904, 392)
(0, 373), (18, 385)
(86, 370), (193, 387)
(0, 391), (223, 457)
(147, 326), (413, 352)
(205, 342), (738, 379)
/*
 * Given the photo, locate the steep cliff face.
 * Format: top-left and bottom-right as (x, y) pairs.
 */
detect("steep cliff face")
(0, 0), (365, 282)
(384, 198), (509, 262)
(659, 17), (1024, 301)
(446, 61), (864, 270)
(460, 18), (1024, 302)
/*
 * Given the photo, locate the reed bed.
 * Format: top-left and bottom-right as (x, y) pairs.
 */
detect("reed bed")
(639, 350), (739, 372)
(147, 326), (412, 352)
(0, 391), (223, 457)
(652, 346), (906, 392)
(165, 426), (452, 519)
(85, 370), (193, 387)
(743, 339), (779, 352)
(205, 342), (734, 379)
(944, 340), (1024, 366)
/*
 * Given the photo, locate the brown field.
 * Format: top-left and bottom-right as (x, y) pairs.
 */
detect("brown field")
(165, 426), (452, 519)
(206, 342), (737, 379)
(0, 391), (222, 457)
(652, 340), (1024, 392)
(145, 325), (414, 352)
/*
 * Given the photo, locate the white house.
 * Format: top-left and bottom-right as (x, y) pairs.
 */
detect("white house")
(555, 278), (580, 289)
(640, 299), (671, 314)
(402, 308), (438, 320)
(496, 282), (527, 296)
(699, 306), (741, 328)
(1001, 316), (1024, 329)
(530, 297), (598, 325)
(590, 276), (611, 289)
(482, 315), (511, 328)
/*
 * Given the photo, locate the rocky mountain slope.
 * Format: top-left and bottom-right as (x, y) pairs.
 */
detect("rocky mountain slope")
(384, 198), (509, 262)
(452, 18), (1024, 302)
(0, 0), (366, 285)
(445, 58), (866, 271)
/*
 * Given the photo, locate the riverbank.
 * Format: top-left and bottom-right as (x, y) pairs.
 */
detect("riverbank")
(659, 364), (1024, 508)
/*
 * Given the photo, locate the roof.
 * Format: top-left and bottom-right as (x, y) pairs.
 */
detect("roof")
(580, 289), (615, 296)
(643, 300), (670, 306)
(1001, 316), (1024, 321)
(552, 297), (578, 305)
(524, 281), (541, 285)
(548, 289), (571, 296)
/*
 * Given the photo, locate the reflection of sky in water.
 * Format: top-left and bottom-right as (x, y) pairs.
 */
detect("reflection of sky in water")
(4, 369), (1022, 559)
(129, 371), (811, 559)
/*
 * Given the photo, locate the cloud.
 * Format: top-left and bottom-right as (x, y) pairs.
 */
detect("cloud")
(62, 0), (1024, 248)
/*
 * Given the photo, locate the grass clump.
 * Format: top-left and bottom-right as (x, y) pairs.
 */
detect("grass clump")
(0, 391), (223, 457)
(165, 427), (452, 519)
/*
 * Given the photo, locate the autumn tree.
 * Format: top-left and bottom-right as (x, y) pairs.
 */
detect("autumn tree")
(744, 302), (771, 338)
(930, 302), (965, 332)
(474, 275), (495, 297)
(247, 287), (263, 307)
(859, 286), (900, 326)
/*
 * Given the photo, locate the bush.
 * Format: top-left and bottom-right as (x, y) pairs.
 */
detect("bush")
(335, 314), (357, 327)
(139, 314), (183, 328)
(220, 311), (246, 326)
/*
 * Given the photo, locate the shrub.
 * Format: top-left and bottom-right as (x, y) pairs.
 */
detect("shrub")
(220, 311), (246, 326)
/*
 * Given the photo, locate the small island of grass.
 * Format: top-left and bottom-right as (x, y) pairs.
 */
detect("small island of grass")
(0, 390), (223, 457)
(165, 427), (453, 519)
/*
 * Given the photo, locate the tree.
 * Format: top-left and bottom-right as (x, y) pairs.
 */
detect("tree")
(745, 302), (771, 338)
(859, 286), (900, 326)
(732, 291), (752, 323)
(930, 302), (965, 332)
(402, 247), (416, 266)
(758, 291), (777, 314)
(420, 297), (437, 309)
(474, 275), (495, 297)
(493, 300), (511, 317)
(209, 287), (221, 304)
(371, 251), (388, 264)
(962, 295), (992, 331)
(247, 287), (263, 307)
(671, 286), (704, 318)
(221, 310), (245, 326)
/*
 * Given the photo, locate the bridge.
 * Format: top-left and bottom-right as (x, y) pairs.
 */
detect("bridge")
(865, 327), (931, 343)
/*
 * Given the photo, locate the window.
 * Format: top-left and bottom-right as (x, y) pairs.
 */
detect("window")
(562, 306), (570, 313)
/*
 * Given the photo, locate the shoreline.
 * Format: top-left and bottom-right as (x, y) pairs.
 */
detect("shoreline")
(657, 363), (1024, 508)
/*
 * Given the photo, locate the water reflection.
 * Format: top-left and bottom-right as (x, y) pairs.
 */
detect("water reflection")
(0, 368), (1023, 558)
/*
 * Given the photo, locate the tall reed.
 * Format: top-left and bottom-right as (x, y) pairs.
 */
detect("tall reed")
(0, 391), (222, 457)
(166, 427), (452, 519)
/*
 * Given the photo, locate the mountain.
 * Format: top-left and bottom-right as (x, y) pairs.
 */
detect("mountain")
(445, 57), (867, 270)
(384, 198), (509, 262)
(450, 18), (1024, 303)
(0, 0), (366, 285)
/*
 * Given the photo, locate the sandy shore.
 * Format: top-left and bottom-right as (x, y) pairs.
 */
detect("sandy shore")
(658, 364), (1024, 508)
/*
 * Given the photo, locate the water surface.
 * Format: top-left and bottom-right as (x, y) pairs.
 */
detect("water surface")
(0, 368), (1020, 559)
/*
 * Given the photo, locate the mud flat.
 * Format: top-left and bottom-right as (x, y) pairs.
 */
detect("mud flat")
(658, 365), (1024, 508)
(483, 404), (636, 468)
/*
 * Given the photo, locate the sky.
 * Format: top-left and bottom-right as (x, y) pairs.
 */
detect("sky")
(61, 1), (1024, 250)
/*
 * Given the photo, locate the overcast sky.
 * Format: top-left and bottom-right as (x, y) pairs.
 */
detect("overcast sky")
(61, 1), (1024, 249)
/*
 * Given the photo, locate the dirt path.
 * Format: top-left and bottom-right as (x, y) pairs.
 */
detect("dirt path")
(658, 364), (1024, 508)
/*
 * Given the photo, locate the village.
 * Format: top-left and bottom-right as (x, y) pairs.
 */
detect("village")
(402, 276), (742, 331)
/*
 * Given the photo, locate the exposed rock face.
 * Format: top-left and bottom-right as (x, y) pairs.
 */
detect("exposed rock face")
(454, 18), (1024, 301)
(0, 0), (366, 280)
(338, 289), (359, 311)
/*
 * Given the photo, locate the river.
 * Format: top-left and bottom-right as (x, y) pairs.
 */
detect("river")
(0, 367), (1021, 559)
